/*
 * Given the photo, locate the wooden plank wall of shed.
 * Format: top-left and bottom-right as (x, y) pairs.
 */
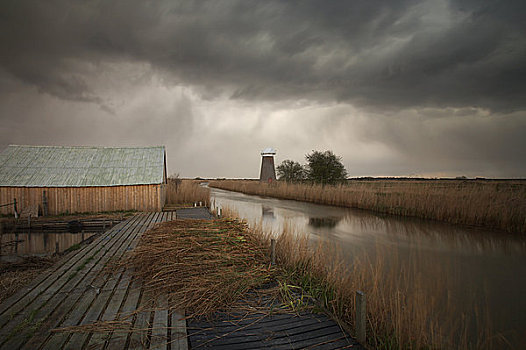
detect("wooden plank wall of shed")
(0, 185), (162, 215)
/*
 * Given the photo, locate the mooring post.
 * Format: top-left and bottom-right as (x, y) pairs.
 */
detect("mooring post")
(13, 198), (18, 219)
(194, 202), (197, 207)
(217, 207), (222, 218)
(271, 238), (276, 265)
(199, 201), (202, 207)
(356, 290), (366, 344)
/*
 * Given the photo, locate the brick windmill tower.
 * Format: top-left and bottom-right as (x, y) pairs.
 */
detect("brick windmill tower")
(259, 148), (277, 183)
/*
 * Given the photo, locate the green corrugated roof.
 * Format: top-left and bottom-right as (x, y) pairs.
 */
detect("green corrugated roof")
(0, 145), (166, 187)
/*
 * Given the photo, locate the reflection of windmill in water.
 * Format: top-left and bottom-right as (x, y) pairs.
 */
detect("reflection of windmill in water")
(262, 206), (275, 219)
(259, 148), (276, 183)
(308, 216), (342, 228)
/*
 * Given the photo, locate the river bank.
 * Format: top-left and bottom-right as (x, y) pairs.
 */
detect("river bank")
(210, 186), (526, 349)
(209, 179), (526, 233)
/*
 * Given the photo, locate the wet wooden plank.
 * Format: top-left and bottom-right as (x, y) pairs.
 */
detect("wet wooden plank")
(0, 218), (131, 323)
(104, 279), (143, 349)
(84, 272), (133, 349)
(0, 215), (142, 349)
(150, 296), (168, 350)
(175, 208), (214, 220)
(61, 273), (125, 349)
(84, 213), (165, 350)
(127, 292), (153, 350)
(170, 309), (188, 350)
(40, 213), (158, 350)
(12, 215), (144, 350)
(188, 317), (330, 344)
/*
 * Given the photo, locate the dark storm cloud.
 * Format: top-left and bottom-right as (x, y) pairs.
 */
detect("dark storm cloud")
(1, 0), (525, 111)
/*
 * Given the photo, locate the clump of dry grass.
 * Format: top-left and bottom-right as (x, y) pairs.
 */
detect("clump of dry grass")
(209, 180), (526, 233)
(0, 256), (56, 304)
(166, 179), (210, 206)
(127, 218), (271, 318)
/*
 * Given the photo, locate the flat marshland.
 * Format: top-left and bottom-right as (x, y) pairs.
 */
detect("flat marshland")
(209, 179), (526, 233)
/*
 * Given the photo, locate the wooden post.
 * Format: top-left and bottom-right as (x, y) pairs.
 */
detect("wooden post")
(42, 191), (48, 216)
(28, 214), (31, 239)
(356, 291), (366, 344)
(271, 238), (276, 265)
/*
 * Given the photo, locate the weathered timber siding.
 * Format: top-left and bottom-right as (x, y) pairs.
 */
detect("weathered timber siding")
(0, 184), (165, 215)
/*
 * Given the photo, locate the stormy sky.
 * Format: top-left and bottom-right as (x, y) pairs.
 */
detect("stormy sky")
(1, 1), (525, 178)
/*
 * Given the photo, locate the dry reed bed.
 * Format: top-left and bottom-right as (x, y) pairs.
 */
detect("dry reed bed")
(127, 219), (271, 317)
(274, 228), (499, 349)
(209, 180), (526, 233)
(166, 179), (210, 206)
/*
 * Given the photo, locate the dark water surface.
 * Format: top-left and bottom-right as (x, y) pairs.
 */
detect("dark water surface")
(210, 187), (526, 348)
(0, 231), (97, 260)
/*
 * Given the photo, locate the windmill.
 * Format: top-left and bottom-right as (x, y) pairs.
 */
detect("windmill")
(259, 148), (277, 183)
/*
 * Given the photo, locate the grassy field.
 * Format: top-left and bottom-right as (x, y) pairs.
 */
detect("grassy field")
(209, 179), (526, 233)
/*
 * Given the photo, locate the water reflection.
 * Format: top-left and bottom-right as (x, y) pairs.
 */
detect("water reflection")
(210, 187), (526, 348)
(261, 206), (275, 219)
(0, 231), (97, 260)
(308, 216), (341, 228)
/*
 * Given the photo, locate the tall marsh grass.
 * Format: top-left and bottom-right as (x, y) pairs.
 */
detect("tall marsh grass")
(166, 178), (210, 206)
(209, 180), (526, 233)
(220, 206), (501, 349)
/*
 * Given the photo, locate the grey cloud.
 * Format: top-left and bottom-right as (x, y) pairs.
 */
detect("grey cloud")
(1, 0), (525, 111)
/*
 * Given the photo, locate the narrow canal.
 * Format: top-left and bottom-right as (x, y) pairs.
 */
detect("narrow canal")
(210, 186), (526, 348)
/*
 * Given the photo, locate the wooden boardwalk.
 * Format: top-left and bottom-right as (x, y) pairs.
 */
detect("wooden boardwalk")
(0, 212), (185, 350)
(1, 209), (362, 349)
(188, 296), (362, 349)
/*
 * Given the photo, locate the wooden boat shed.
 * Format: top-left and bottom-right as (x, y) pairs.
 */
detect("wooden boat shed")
(0, 145), (167, 215)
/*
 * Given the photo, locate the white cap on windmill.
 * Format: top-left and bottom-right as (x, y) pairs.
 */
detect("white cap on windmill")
(261, 147), (276, 156)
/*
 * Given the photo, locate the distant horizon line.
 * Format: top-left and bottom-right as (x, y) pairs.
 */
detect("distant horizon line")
(176, 176), (526, 181)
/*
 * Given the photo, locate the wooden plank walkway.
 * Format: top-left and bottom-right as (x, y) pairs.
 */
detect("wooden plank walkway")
(0, 212), (186, 350)
(187, 288), (362, 350)
(1, 208), (363, 349)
